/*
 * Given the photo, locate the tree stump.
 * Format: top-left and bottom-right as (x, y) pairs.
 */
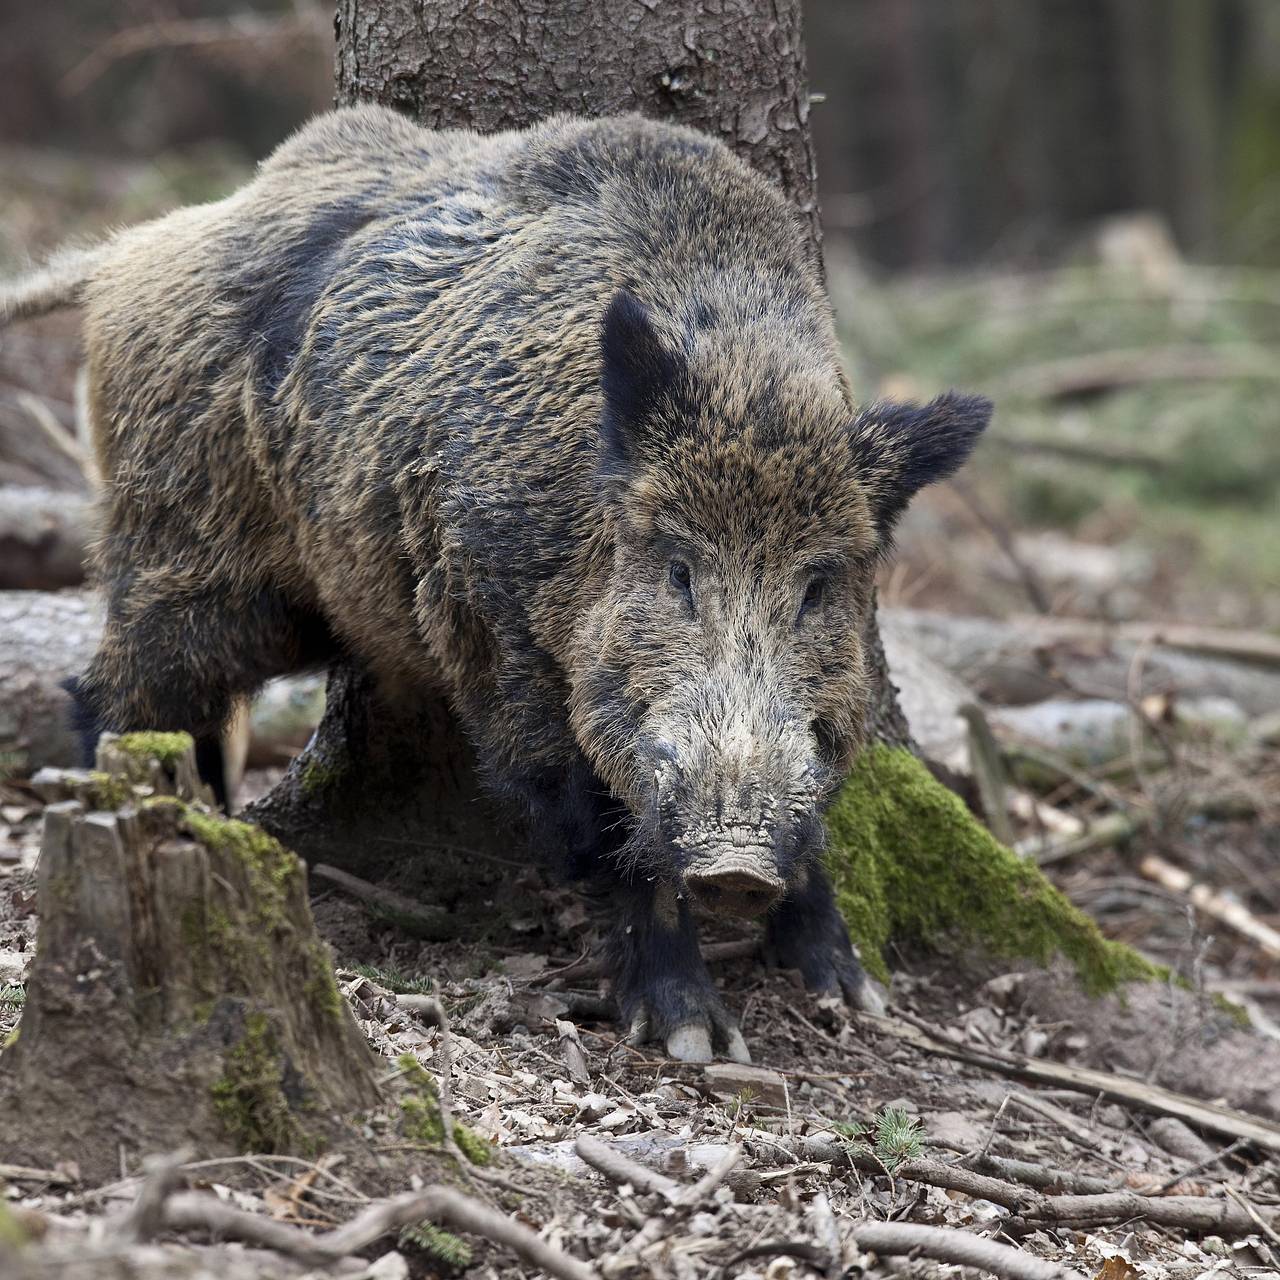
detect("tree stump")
(0, 734), (380, 1183)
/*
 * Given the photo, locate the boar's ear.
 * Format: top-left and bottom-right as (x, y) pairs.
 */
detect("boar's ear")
(599, 289), (685, 478)
(849, 391), (992, 537)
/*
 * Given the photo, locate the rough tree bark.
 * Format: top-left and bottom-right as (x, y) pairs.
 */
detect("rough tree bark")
(252, 0), (912, 876)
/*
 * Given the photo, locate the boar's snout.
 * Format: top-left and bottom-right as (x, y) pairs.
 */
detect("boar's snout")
(683, 848), (785, 918)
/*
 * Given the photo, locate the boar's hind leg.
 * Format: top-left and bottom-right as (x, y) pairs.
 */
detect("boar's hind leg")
(607, 878), (751, 1065)
(765, 867), (886, 1013)
(70, 582), (333, 805)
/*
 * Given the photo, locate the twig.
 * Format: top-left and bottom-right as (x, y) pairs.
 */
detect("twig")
(162, 1186), (596, 1279)
(949, 479), (1051, 614)
(1006, 1092), (1099, 1150)
(1029, 809), (1146, 866)
(754, 1135), (1272, 1238)
(1139, 853), (1280, 961)
(395, 996), (461, 1151)
(61, 10), (327, 94)
(1224, 1185), (1280, 1250)
(533, 937), (758, 986)
(113, 1149), (190, 1244)
(0, 1162), (76, 1186)
(395, 994), (525, 1196)
(960, 704), (1016, 844)
(574, 1134), (680, 1201)
(998, 345), (1280, 401)
(721, 1241), (831, 1275)
(852, 1220), (1087, 1280)
(311, 864), (454, 939)
(965, 1152), (1120, 1195)
(674, 1145), (741, 1206)
(1152, 1137), (1247, 1195)
(860, 1012), (1280, 1153)
(999, 434), (1167, 472)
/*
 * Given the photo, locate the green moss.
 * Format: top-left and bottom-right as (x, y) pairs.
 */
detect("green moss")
(300, 756), (345, 797)
(1212, 991), (1252, 1030)
(86, 770), (132, 810)
(303, 941), (345, 1023)
(115, 731), (194, 767)
(182, 810), (302, 931)
(2, 1026), (18, 1050)
(396, 1053), (492, 1165)
(825, 746), (1160, 994)
(210, 1010), (311, 1153)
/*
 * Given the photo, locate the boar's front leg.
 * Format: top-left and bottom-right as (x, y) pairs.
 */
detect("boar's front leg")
(765, 866), (886, 1013)
(607, 877), (751, 1064)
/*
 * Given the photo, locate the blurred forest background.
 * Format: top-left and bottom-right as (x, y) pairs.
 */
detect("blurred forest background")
(2, 0), (1278, 632)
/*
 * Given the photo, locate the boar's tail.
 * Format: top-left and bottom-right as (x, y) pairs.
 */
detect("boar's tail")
(0, 244), (106, 326)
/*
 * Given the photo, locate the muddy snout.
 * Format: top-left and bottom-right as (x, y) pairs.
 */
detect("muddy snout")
(683, 847), (785, 918)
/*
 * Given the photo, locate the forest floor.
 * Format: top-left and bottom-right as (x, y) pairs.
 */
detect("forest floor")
(1, 149), (1279, 1278)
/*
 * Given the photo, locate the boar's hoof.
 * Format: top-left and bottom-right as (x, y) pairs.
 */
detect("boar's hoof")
(629, 1012), (751, 1064)
(664, 1022), (751, 1065)
(685, 855), (785, 919)
(855, 977), (888, 1015)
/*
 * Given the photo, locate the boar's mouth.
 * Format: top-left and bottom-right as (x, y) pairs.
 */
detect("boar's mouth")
(682, 844), (786, 918)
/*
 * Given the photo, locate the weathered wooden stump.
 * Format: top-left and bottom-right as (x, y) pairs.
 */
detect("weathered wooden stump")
(0, 734), (380, 1182)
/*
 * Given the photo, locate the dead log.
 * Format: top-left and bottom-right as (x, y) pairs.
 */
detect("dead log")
(0, 733), (381, 1183)
(889, 607), (1280, 716)
(0, 589), (99, 774)
(0, 591), (319, 777)
(0, 485), (91, 588)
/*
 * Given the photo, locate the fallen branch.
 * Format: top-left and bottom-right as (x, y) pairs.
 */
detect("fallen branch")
(1139, 853), (1280, 962)
(862, 1012), (1280, 1154)
(965, 1152), (1120, 1195)
(998, 345), (1280, 401)
(892, 1157), (1266, 1236)
(0, 485), (91, 589)
(745, 1133), (1271, 1238)
(162, 1186), (596, 1280)
(852, 1220), (1087, 1280)
(311, 864), (455, 939)
(574, 1133), (680, 1199)
(0, 1162), (76, 1186)
(890, 607), (1280, 714)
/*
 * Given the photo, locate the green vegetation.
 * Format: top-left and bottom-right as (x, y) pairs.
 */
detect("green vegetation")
(843, 1106), (927, 1172)
(210, 1010), (312, 1154)
(825, 745), (1161, 993)
(351, 963), (434, 995)
(399, 1221), (473, 1271)
(396, 1053), (492, 1165)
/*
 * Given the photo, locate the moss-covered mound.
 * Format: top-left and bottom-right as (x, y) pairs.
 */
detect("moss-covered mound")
(825, 745), (1160, 993)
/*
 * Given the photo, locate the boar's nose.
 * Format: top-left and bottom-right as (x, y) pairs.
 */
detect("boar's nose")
(684, 850), (785, 919)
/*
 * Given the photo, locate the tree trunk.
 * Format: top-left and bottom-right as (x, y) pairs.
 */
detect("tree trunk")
(254, 0), (913, 875)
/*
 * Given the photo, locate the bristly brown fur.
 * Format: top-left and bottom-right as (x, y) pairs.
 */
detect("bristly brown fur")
(3, 106), (990, 1055)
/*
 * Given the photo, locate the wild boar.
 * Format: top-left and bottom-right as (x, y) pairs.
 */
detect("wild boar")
(1, 106), (990, 1061)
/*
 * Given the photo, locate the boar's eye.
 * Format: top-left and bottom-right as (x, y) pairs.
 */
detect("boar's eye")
(668, 558), (694, 609)
(797, 576), (826, 624)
